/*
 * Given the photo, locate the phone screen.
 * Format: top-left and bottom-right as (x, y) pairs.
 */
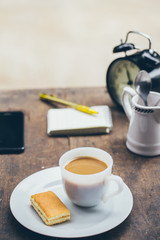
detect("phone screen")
(0, 111), (24, 154)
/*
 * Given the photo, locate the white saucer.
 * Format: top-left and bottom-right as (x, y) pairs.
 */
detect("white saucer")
(10, 167), (133, 238)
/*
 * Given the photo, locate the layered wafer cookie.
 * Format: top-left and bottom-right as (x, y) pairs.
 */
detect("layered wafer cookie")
(30, 191), (70, 225)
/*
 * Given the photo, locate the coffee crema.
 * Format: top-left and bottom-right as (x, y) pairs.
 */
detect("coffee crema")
(64, 156), (108, 175)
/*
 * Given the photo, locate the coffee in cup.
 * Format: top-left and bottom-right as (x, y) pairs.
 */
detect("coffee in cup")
(59, 147), (124, 207)
(64, 156), (108, 174)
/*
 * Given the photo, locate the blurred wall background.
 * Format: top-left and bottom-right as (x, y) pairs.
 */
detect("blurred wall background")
(0, 0), (160, 90)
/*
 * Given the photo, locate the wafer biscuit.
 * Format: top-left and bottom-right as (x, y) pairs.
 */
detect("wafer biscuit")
(30, 191), (70, 225)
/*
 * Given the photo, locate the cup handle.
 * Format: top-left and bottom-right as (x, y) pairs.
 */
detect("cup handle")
(102, 174), (124, 203)
(121, 86), (136, 121)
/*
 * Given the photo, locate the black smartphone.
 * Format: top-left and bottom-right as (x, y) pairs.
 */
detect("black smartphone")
(0, 111), (24, 154)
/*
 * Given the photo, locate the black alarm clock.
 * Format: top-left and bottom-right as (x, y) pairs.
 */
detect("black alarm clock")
(106, 31), (160, 107)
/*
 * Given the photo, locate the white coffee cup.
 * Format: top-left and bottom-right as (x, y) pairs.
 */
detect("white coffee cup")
(122, 87), (160, 156)
(59, 147), (124, 207)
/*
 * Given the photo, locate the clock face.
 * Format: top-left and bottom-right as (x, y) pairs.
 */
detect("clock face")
(107, 59), (140, 106)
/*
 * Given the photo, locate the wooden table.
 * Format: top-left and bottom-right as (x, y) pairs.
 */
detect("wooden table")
(0, 87), (159, 240)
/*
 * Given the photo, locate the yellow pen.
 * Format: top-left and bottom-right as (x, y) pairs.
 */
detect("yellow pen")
(39, 93), (98, 115)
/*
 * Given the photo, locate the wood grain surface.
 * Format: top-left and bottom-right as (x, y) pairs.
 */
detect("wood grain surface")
(0, 87), (159, 240)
